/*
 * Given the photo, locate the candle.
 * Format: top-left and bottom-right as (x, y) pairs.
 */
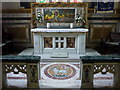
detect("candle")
(70, 23), (73, 28)
(47, 23), (50, 28)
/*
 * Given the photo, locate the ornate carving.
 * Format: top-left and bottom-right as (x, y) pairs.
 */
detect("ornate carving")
(75, 8), (85, 24)
(29, 65), (38, 83)
(81, 64), (94, 88)
(94, 64), (115, 74)
(4, 64), (27, 74)
(82, 65), (92, 83)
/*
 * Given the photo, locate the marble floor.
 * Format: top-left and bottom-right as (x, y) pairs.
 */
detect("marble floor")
(7, 62), (114, 88)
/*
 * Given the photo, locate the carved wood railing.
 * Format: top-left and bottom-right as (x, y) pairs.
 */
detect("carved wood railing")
(1, 55), (40, 88)
(80, 56), (120, 88)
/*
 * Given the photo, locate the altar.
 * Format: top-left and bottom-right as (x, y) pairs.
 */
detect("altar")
(18, 2), (100, 59)
(32, 28), (88, 59)
(28, 2), (101, 60)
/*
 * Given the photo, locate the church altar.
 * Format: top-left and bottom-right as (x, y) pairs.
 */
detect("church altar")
(30, 2), (89, 60)
(32, 28), (88, 59)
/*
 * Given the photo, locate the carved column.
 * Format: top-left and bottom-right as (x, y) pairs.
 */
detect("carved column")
(27, 63), (39, 88)
(81, 63), (94, 88)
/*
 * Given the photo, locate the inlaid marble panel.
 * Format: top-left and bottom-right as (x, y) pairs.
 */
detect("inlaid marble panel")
(44, 37), (53, 48)
(44, 64), (76, 80)
(67, 37), (75, 48)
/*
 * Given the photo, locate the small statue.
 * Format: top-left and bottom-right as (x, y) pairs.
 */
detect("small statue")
(75, 16), (85, 24)
(37, 10), (43, 23)
(75, 10), (85, 24)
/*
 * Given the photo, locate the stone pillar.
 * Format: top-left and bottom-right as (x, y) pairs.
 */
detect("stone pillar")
(81, 63), (94, 88)
(27, 63), (39, 88)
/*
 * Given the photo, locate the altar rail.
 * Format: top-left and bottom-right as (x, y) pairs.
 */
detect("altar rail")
(1, 55), (120, 89)
(1, 55), (40, 88)
(80, 56), (120, 88)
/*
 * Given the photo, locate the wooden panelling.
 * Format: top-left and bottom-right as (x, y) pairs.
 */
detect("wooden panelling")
(2, 9), (31, 13)
(2, 8), (32, 49)
(4, 25), (30, 42)
(90, 27), (113, 41)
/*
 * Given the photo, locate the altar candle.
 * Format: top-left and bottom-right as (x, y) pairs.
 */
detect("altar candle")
(47, 23), (50, 28)
(70, 23), (73, 28)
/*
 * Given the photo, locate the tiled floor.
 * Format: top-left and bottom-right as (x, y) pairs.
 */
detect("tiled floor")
(7, 62), (114, 88)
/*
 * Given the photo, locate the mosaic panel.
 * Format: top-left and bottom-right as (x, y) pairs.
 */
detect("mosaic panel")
(44, 9), (75, 23)
(31, 2), (88, 28)
(36, 0), (49, 3)
(36, 0), (83, 3)
(44, 64), (76, 80)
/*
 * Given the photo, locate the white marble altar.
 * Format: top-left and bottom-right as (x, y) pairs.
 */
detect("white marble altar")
(31, 28), (89, 59)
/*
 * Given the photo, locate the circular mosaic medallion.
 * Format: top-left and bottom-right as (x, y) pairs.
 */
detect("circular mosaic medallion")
(44, 64), (76, 80)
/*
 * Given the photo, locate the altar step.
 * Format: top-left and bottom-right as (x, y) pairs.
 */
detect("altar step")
(18, 48), (34, 56)
(18, 48), (101, 56)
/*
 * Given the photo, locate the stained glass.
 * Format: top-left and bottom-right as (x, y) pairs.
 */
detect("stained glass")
(36, 0), (82, 3)
(52, 0), (67, 2)
(70, 0), (83, 2)
(36, 0), (49, 3)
